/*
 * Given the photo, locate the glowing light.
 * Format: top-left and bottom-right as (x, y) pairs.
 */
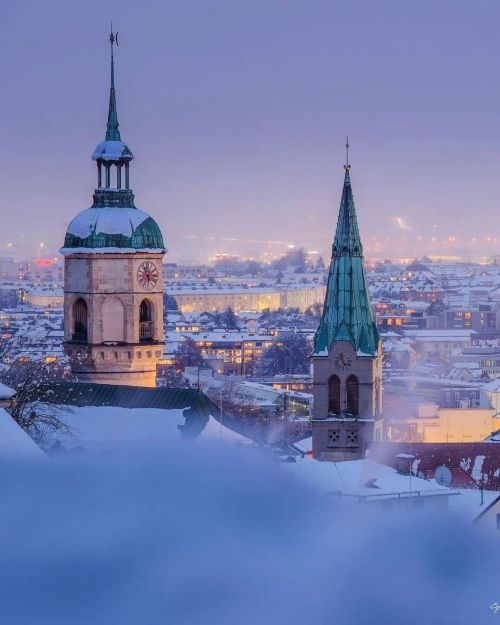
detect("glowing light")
(391, 217), (411, 230)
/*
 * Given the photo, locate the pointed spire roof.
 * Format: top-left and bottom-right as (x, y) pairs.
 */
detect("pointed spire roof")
(105, 32), (121, 141)
(92, 29), (133, 162)
(313, 159), (380, 357)
(333, 168), (363, 257)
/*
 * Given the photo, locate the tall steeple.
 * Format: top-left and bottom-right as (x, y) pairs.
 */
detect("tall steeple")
(105, 29), (121, 142)
(313, 152), (379, 357)
(310, 145), (383, 461)
(62, 28), (166, 388)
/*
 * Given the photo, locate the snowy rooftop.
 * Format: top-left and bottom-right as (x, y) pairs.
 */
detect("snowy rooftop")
(0, 383), (16, 400)
(92, 140), (133, 162)
(0, 408), (45, 460)
(284, 456), (453, 499)
(66, 206), (150, 239)
(48, 405), (250, 453)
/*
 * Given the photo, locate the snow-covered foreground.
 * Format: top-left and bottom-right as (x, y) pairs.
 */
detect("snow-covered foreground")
(0, 445), (497, 625)
(51, 405), (249, 452)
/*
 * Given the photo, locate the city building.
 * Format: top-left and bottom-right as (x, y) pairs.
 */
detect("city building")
(61, 32), (165, 387)
(388, 403), (499, 443)
(311, 156), (383, 461)
(168, 284), (326, 314)
(27, 288), (64, 308)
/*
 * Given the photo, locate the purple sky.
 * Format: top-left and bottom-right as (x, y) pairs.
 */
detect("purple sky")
(1, 0), (500, 263)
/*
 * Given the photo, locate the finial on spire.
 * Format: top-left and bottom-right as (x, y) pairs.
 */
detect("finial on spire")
(344, 137), (351, 171)
(105, 24), (121, 142)
(109, 23), (119, 50)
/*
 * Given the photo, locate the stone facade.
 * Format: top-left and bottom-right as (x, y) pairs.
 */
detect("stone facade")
(311, 340), (383, 461)
(64, 253), (164, 387)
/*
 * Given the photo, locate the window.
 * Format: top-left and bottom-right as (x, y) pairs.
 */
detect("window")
(346, 375), (359, 416)
(328, 430), (341, 446)
(328, 375), (340, 415)
(346, 429), (359, 447)
(73, 298), (88, 342)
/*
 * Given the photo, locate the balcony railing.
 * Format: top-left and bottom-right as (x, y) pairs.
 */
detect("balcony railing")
(139, 320), (154, 342)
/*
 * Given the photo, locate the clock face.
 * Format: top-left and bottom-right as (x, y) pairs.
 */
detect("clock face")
(137, 261), (159, 291)
(334, 351), (352, 371)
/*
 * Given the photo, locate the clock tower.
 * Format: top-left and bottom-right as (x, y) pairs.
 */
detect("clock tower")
(61, 31), (166, 387)
(311, 148), (383, 460)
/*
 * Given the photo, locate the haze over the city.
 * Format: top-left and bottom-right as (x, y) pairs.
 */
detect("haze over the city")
(2, 0), (500, 262)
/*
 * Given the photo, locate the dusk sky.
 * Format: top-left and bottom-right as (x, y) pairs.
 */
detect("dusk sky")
(2, 0), (500, 263)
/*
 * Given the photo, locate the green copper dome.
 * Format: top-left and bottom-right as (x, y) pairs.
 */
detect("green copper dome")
(62, 205), (165, 252)
(61, 35), (165, 255)
(313, 167), (380, 357)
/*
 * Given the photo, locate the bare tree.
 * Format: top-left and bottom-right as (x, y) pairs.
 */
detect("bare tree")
(204, 379), (258, 419)
(1, 360), (71, 446)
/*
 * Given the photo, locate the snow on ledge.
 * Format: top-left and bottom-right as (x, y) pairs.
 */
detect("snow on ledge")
(312, 348), (329, 357)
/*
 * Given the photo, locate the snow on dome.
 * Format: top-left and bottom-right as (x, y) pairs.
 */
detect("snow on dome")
(66, 206), (149, 239)
(92, 140), (133, 162)
(62, 206), (166, 253)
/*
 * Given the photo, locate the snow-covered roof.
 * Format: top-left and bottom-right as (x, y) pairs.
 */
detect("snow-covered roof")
(92, 140), (133, 162)
(293, 436), (312, 454)
(66, 206), (149, 239)
(48, 405), (250, 452)
(481, 378), (500, 393)
(285, 457), (452, 499)
(0, 383), (16, 400)
(0, 408), (45, 459)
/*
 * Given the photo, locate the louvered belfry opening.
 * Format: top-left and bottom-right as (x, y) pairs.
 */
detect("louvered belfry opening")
(73, 298), (88, 342)
(328, 375), (341, 415)
(346, 375), (359, 416)
(139, 299), (153, 341)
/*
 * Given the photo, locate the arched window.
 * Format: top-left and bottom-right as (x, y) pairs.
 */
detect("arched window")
(139, 299), (153, 341)
(328, 375), (340, 415)
(346, 375), (359, 416)
(73, 298), (88, 342)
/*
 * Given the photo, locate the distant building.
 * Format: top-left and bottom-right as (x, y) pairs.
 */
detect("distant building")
(27, 288), (64, 308)
(169, 284), (325, 314)
(392, 403), (500, 443)
(404, 329), (476, 361)
(0, 258), (20, 280)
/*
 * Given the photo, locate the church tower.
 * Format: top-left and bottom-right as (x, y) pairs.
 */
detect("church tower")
(311, 148), (383, 460)
(61, 31), (166, 387)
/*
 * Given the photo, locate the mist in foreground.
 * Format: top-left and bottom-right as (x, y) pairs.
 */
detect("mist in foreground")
(0, 444), (496, 625)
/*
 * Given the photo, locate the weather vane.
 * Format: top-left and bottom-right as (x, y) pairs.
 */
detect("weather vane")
(344, 137), (351, 170)
(109, 23), (119, 48)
